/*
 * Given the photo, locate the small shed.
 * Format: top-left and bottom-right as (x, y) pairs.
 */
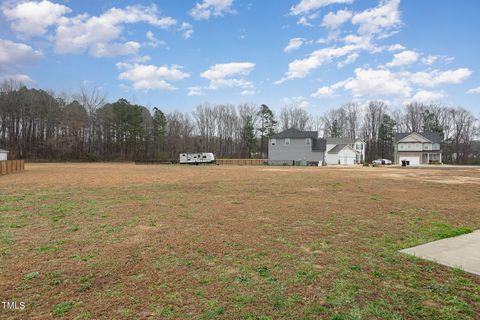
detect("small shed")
(0, 148), (9, 161)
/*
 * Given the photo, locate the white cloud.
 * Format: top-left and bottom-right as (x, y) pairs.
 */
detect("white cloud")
(409, 68), (472, 87)
(284, 38), (305, 53)
(187, 86), (203, 96)
(314, 67), (472, 100)
(386, 50), (419, 67)
(0, 39), (42, 82)
(351, 0), (401, 37)
(240, 90), (255, 95)
(201, 62), (255, 90)
(422, 55), (438, 66)
(146, 31), (165, 48)
(387, 43), (405, 51)
(282, 96), (310, 108)
(421, 55), (454, 66)
(311, 86), (335, 97)
(276, 44), (360, 83)
(342, 67), (412, 97)
(2, 0), (71, 36)
(337, 52), (359, 68)
(0, 39), (43, 66)
(290, 0), (353, 16)
(322, 10), (352, 29)
(410, 90), (447, 103)
(297, 16), (313, 27)
(179, 22), (194, 39)
(117, 63), (190, 91)
(467, 86), (480, 94)
(0, 73), (35, 84)
(54, 5), (176, 57)
(189, 0), (235, 20)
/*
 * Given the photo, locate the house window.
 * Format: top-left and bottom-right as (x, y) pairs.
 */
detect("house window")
(285, 138), (290, 146)
(305, 138), (311, 146)
(356, 143), (363, 151)
(433, 143), (440, 150)
(271, 139), (276, 146)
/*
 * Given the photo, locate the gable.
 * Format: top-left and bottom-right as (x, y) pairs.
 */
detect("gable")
(328, 144), (357, 154)
(338, 146), (357, 156)
(397, 132), (431, 143)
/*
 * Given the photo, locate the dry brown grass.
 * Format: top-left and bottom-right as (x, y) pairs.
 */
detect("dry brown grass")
(1, 163), (480, 319)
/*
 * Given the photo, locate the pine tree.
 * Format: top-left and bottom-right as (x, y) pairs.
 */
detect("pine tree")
(257, 104), (276, 158)
(378, 114), (396, 159)
(242, 116), (257, 158)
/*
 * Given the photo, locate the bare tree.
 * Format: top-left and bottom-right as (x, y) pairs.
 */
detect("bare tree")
(279, 105), (309, 131)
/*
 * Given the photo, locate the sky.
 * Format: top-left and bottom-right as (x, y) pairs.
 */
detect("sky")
(0, 0), (479, 115)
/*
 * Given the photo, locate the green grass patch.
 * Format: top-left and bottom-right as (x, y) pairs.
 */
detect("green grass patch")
(53, 301), (74, 316)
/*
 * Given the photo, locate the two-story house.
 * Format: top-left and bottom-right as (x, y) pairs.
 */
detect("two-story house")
(268, 128), (365, 165)
(394, 132), (442, 165)
(325, 137), (365, 165)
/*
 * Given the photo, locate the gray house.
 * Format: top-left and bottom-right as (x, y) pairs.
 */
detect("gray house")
(268, 128), (365, 165)
(394, 132), (442, 165)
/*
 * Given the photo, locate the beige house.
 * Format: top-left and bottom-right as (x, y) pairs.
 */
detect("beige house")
(394, 132), (442, 165)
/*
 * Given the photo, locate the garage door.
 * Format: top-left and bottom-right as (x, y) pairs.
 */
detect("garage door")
(339, 156), (355, 165)
(399, 156), (420, 166)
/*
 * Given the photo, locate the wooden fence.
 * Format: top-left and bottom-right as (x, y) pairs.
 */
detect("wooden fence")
(216, 159), (267, 166)
(0, 160), (25, 175)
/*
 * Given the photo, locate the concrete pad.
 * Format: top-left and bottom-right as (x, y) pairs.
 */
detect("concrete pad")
(400, 230), (480, 276)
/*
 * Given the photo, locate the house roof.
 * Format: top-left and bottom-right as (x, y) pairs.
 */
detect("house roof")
(312, 138), (326, 152)
(328, 144), (347, 154)
(270, 128), (318, 139)
(0, 148), (9, 153)
(395, 132), (442, 143)
(325, 137), (355, 144)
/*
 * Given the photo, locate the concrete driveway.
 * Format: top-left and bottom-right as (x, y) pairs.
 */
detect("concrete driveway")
(400, 230), (480, 276)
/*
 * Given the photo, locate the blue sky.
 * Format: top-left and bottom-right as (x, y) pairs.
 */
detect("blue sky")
(1, 0), (479, 115)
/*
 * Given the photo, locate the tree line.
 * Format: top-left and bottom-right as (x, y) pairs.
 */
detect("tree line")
(0, 80), (478, 163)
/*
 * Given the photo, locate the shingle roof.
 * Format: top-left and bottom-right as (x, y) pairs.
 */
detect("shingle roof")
(312, 138), (326, 152)
(328, 144), (347, 154)
(270, 128), (318, 139)
(325, 137), (355, 144)
(395, 132), (442, 143)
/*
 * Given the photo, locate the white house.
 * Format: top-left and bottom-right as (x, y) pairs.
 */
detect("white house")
(0, 148), (8, 161)
(325, 137), (365, 165)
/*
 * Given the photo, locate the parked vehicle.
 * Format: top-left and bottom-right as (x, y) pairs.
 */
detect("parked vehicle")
(372, 159), (392, 165)
(179, 153), (216, 165)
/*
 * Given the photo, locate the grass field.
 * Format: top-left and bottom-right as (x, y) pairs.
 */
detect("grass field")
(1, 163), (480, 319)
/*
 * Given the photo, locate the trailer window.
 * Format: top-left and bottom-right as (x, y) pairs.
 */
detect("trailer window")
(203, 156), (207, 158)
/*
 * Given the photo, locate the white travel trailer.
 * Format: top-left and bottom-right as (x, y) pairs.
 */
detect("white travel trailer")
(179, 153), (216, 165)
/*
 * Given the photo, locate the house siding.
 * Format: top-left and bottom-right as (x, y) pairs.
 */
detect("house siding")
(268, 138), (324, 164)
